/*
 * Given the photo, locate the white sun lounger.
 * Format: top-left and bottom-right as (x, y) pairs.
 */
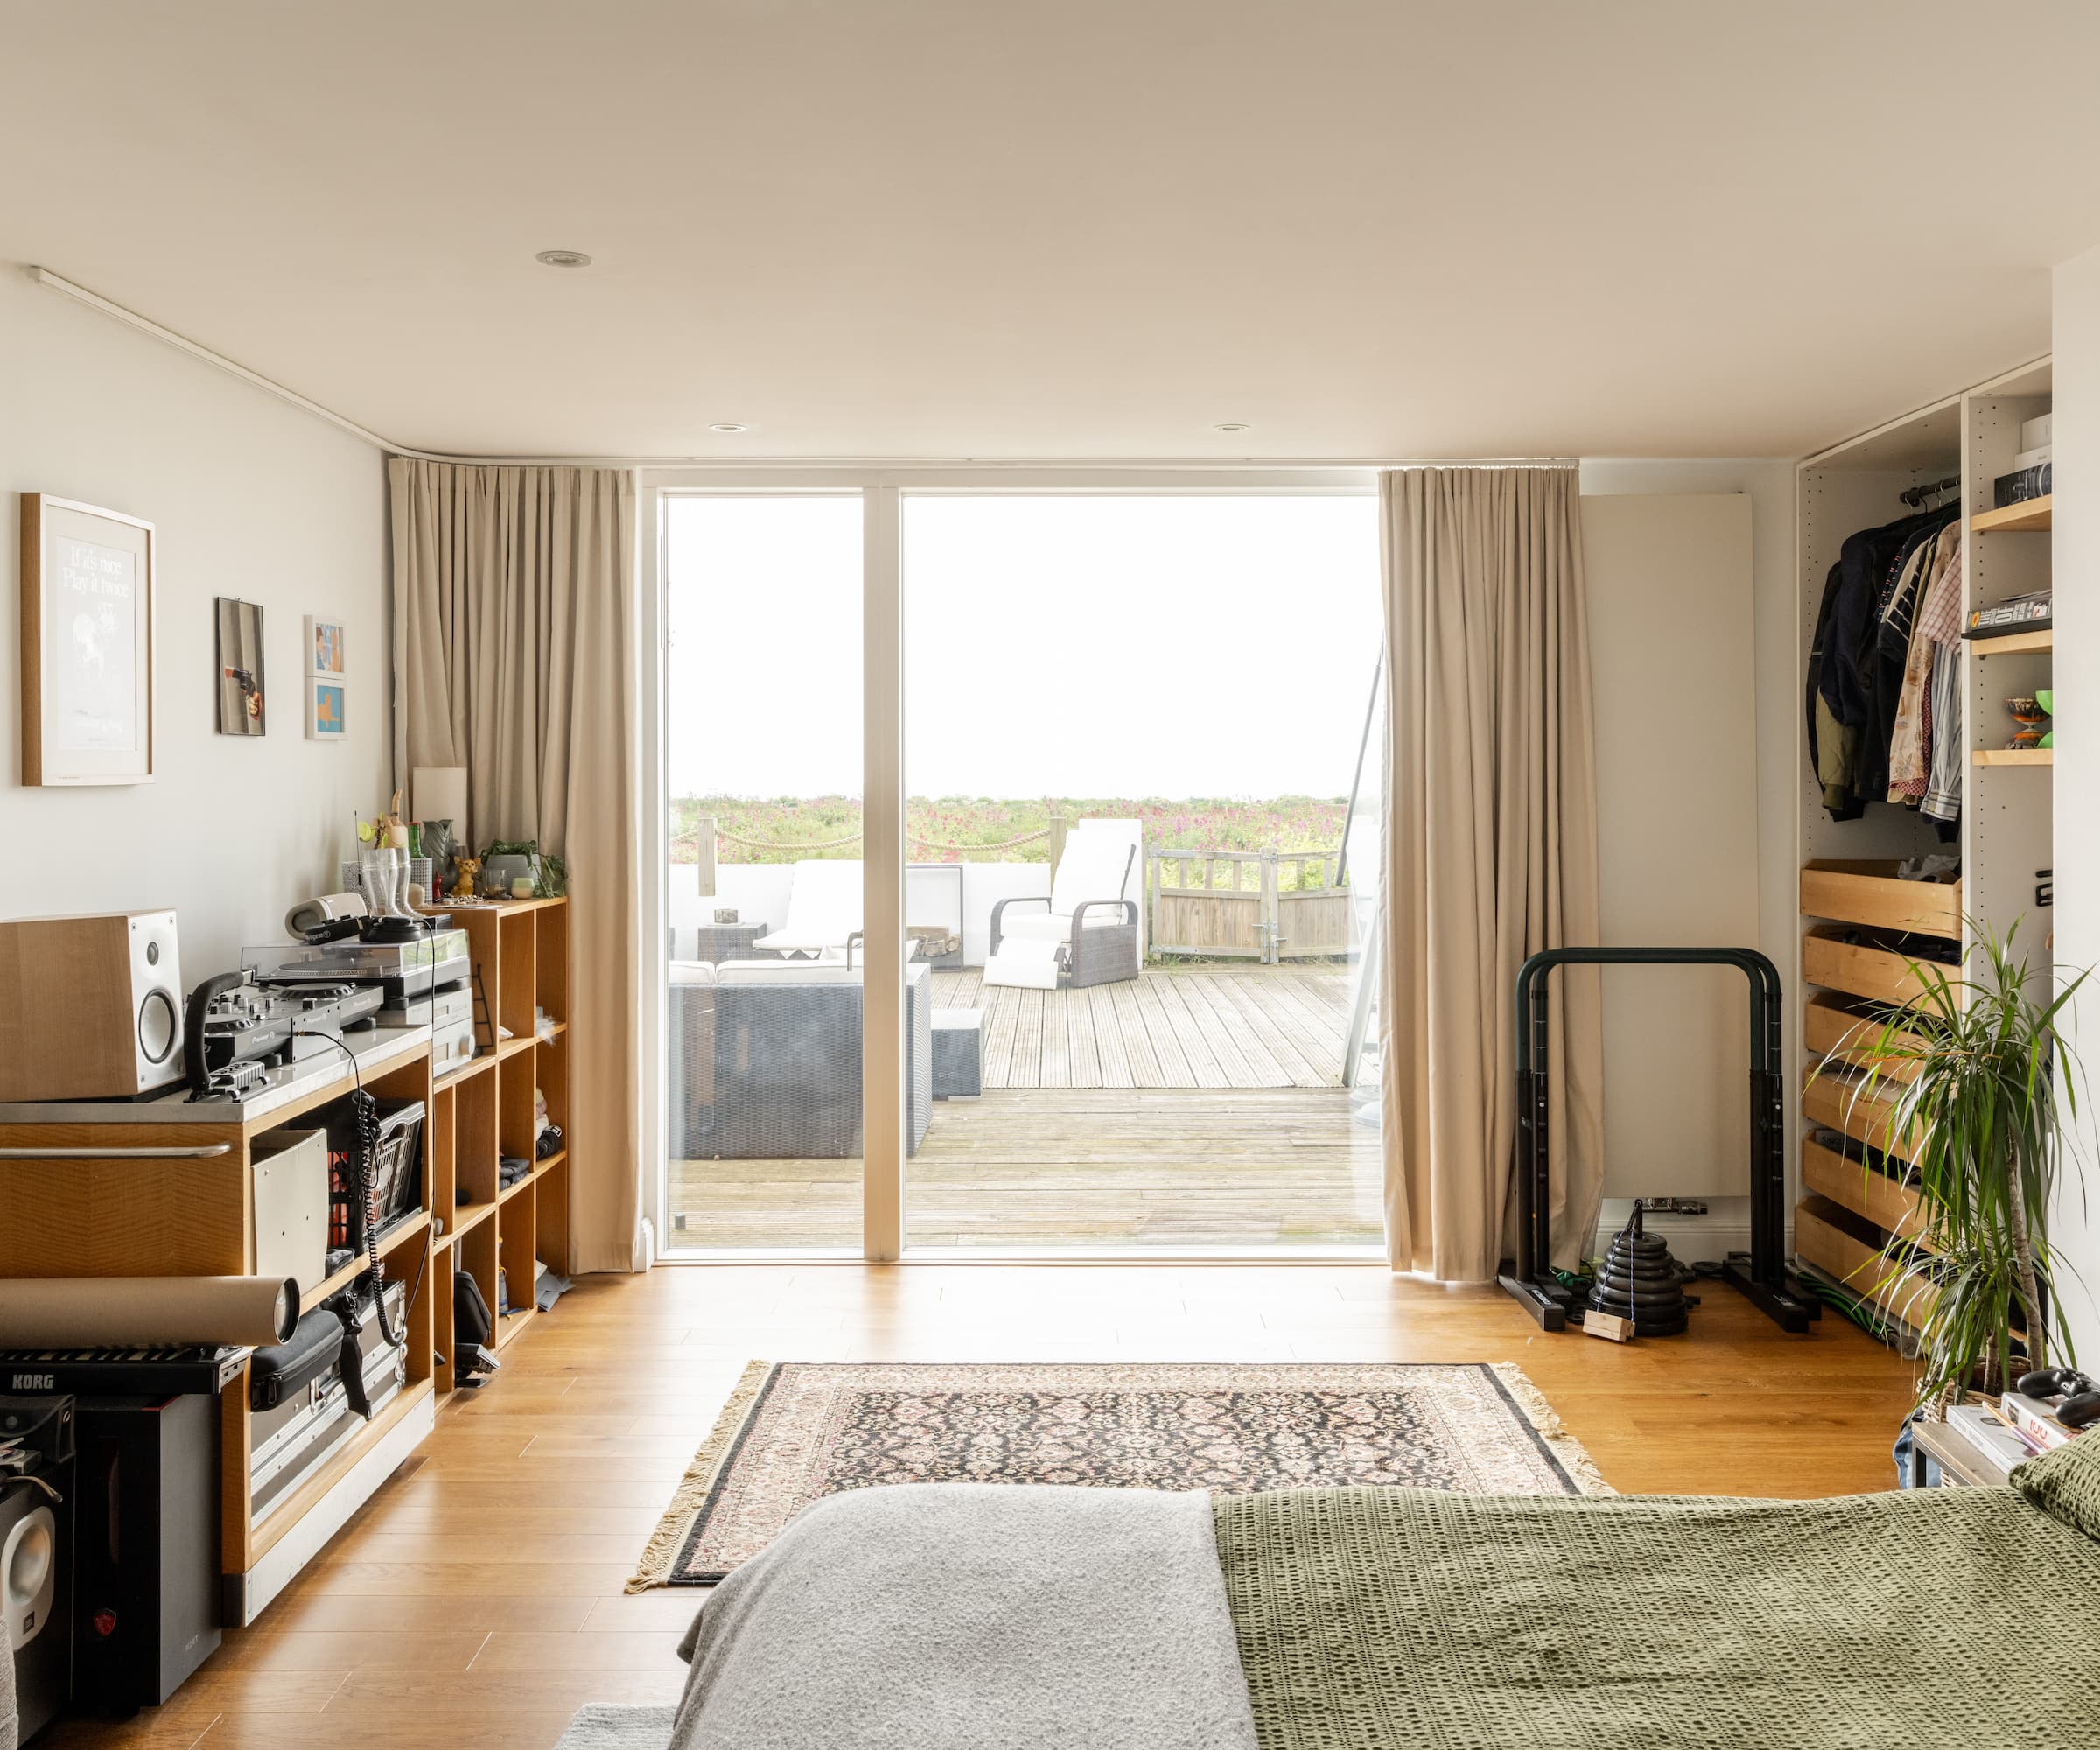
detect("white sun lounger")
(753, 860), (863, 959)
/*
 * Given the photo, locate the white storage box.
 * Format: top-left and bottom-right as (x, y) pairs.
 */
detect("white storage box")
(250, 1128), (329, 1292)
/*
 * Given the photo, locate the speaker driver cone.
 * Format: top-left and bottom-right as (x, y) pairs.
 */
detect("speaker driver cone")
(138, 986), (178, 1063)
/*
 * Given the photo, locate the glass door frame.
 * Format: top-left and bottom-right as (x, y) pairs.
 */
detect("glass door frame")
(639, 466), (1376, 1262)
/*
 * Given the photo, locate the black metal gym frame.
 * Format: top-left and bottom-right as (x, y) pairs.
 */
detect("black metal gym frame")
(1495, 945), (1820, 1334)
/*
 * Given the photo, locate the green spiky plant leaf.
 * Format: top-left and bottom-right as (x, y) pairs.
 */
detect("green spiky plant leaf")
(1832, 919), (2087, 1413)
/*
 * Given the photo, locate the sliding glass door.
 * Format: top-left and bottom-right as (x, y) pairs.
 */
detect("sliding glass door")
(662, 492), (862, 1252)
(649, 471), (1383, 1257)
(897, 491), (1385, 1250)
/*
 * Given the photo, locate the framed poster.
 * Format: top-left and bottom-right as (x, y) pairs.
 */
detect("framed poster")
(306, 676), (346, 740)
(214, 598), (266, 735)
(18, 493), (156, 786)
(304, 614), (345, 678)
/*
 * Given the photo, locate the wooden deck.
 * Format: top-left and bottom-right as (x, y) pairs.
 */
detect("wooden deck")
(668, 1086), (1384, 1250)
(667, 964), (1380, 1250)
(925, 963), (1358, 1089)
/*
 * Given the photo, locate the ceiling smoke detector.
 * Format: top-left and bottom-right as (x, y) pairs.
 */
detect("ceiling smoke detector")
(709, 423), (750, 435)
(1212, 421), (1251, 433)
(535, 248), (593, 269)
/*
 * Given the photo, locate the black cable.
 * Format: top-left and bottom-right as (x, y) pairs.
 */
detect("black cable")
(293, 1030), (405, 1350)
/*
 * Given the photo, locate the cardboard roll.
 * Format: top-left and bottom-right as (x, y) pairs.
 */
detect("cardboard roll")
(0, 1276), (298, 1348)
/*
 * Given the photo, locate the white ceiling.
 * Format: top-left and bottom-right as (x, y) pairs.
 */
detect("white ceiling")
(4, 0), (2098, 461)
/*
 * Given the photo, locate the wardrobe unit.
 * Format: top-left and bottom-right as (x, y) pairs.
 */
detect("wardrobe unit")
(1793, 358), (2054, 1334)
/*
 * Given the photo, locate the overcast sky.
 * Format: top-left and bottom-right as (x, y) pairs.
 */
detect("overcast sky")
(666, 493), (1382, 800)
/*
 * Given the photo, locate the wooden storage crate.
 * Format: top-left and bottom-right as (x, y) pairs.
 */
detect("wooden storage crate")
(1798, 1134), (1929, 1246)
(1802, 994), (1923, 1082)
(1801, 927), (1950, 1008)
(1799, 860), (1961, 938)
(1802, 1068), (1921, 1163)
(1795, 1194), (1937, 1330)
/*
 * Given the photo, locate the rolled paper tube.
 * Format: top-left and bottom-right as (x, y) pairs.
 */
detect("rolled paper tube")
(0, 1275), (298, 1348)
(285, 891), (368, 937)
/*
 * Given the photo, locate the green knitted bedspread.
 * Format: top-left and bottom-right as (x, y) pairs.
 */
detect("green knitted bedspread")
(1214, 1435), (2100, 1750)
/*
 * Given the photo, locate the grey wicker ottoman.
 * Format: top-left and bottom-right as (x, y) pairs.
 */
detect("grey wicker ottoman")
(709, 961), (932, 1158)
(932, 1007), (984, 1098)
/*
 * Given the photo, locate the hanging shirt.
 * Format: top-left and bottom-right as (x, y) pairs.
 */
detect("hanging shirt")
(1888, 528), (1962, 802)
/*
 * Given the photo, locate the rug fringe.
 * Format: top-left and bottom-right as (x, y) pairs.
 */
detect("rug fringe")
(1490, 1362), (1616, 1495)
(627, 1359), (774, 1591)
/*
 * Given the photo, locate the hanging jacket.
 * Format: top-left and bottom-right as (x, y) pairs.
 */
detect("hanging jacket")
(1805, 559), (1863, 821)
(1810, 508), (1940, 818)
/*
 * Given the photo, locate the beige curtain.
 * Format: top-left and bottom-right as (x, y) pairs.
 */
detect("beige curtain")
(1377, 466), (1603, 1278)
(389, 458), (644, 1273)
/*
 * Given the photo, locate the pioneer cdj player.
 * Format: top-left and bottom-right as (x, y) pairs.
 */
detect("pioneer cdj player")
(184, 973), (383, 1100)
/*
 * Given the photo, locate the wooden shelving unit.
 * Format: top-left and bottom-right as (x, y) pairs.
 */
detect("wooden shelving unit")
(0, 1025), (447, 1625)
(1968, 627), (2051, 655)
(1793, 360), (2052, 1344)
(422, 896), (571, 1400)
(1970, 494), (2052, 535)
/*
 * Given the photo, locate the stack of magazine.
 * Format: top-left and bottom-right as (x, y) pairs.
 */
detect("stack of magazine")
(1940, 1394), (2082, 1480)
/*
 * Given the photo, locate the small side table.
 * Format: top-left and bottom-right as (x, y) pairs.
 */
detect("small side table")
(690, 920), (769, 964)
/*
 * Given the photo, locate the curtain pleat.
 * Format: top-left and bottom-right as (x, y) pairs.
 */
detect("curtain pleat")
(1377, 466), (1603, 1278)
(390, 458), (644, 1273)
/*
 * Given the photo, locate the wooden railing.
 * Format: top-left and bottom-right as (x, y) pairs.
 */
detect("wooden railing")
(1147, 849), (1351, 962)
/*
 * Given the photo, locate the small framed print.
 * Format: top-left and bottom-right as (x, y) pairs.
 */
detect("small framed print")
(214, 597), (266, 736)
(19, 493), (156, 785)
(305, 615), (346, 678)
(306, 677), (346, 740)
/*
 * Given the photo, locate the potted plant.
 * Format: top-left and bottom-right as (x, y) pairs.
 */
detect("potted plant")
(1842, 921), (2086, 1414)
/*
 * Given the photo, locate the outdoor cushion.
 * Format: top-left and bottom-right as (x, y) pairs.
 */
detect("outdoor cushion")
(717, 960), (869, 986)
(983, 936), (1061, 990)
(1048, 828), (1136, 915)
(670, 959), (718, 986)
(754, 859), (863, 954)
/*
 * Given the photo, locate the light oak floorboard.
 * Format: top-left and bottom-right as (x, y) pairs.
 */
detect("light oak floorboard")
(56, 1264), (1917, 1748)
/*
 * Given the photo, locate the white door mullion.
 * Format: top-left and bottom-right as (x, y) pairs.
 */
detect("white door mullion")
(862, 476), (906, 1260)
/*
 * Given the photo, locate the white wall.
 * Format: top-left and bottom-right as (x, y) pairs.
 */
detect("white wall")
(1579, 494), (1757, 1202)
(1577, 460), (1796, 1256)
(1, 269), (388, 976)
(2051, 247), (2100, 1362)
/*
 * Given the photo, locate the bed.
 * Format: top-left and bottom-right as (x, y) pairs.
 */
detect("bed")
(652, 1433), (2100, 1749)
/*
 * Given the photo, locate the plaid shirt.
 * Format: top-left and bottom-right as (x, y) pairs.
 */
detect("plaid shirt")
(1887, 531), (1961, 802)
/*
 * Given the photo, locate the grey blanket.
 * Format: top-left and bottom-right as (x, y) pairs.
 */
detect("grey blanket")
(672, 1484), (1257, 1750)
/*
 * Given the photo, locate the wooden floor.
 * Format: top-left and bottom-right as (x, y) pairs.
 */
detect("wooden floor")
(670, 1086), (1385, 1248)
(926, 963), (1357, 1089)
(49, 1264), (1922, 1750)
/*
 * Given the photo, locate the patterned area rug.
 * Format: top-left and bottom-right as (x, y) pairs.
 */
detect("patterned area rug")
(631, 1359), (1610, 1588)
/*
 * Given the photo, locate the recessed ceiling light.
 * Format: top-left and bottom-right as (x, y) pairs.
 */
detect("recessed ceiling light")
(534, 248), (593, 269)
(710, 423), (750, 435)
(1212, 421), (1251, 433)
